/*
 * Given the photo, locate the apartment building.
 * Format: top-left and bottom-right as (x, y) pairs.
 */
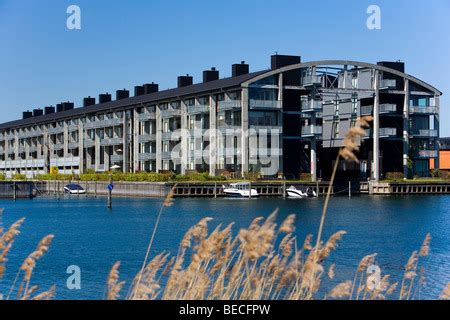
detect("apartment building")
(0, 54), (442, 180)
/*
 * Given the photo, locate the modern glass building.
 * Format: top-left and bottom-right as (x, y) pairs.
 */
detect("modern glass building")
(0, 54), (442, 180)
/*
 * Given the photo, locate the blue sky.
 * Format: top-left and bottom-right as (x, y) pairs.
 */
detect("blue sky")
(1, 0), (449, 135)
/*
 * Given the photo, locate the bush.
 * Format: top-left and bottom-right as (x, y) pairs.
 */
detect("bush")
(12, 173), (27, 180)
(385, 172), (405, 181)
(243, 172), (259, 181)
(0, 173), (5, 181)
(431, 169), (442, 178)
(441, 171), (450, 180)
(299, 172), (312, 181)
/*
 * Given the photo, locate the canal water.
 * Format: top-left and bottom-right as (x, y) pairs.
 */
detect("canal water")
(0, 195), (449, 300)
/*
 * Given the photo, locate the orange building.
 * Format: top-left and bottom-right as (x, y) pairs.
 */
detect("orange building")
(430, 138), (450, 171)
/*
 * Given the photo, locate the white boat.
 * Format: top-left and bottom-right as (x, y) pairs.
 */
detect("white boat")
(286, 186), (317, 198)
(222, 182), (259, 198)
(64, 183), (86, 195)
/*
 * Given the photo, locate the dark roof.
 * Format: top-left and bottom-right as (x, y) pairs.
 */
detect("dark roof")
(0, 70), (268, 130)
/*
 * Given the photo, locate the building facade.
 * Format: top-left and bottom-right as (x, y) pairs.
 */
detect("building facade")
(0, 55), (442, 180)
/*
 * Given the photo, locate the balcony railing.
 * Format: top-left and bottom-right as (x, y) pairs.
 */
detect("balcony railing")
(380, 79), (397, 89)
(68, 142), (79, 149)
(379, 128), (397, 137)
(139, 113), (156, 121)
(18, 130), (43, 139)
(411, 129), (438, 138)
(84, 118), (123, 129)
(416, 150), (438, 158)
(302, 75), (322, 87)
(138, 134), (156, 143)
(83, 138), (95, 147)
(409, 106), (438, 115)
(249, 100), (282, 109)
(160, 109), (181, 118)
(301, 99), (322, 112)
(187, 104), (210, 114)
(138, 153), (156, 161)
(218, 100), (241, 111)
(68, 124), (79, 132)
(302, 125), (323, 137)
(361, 104), (397, 115)
(364, 128), (398, 138)
(48, 127), (64, 134)
(110, 154), (123, 162)
(100, 137), (123, 146)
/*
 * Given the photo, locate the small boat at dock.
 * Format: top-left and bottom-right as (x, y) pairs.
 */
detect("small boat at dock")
(222, 182), (259, 198)
(286, 186), (317, 198)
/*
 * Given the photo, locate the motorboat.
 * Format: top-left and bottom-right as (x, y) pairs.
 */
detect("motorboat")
(64, 183), (86, 195)
(222, 182), (259, 198)
(286, 186), (317, 198)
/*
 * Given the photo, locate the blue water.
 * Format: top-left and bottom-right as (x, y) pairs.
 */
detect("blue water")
(0, 195), (449, 300)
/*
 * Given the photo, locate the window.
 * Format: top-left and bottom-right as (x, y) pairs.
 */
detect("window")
(163, 120), (169, 133)
(163, 141), (169, 152)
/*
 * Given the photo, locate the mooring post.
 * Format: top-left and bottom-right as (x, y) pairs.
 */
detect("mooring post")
(214, 182), (217, 199)
(95, 181), (97, 198)
(13, 181), (16, 201)
(107, 174), (112, 209)
(349, 181), (351, 198)
(249, 181), (252, 199)
(316, 181), (319, 197)
(283, 181), (286, 199)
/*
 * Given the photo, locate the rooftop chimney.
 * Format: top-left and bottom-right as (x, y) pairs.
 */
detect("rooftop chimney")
(62, 101), (74, 111)
(33, 108), (43, 117)
(99, 93), (112, 104)
(83, 96), (96, 107)
(56, 103), (64, 112)
(203, 67), (219, 82)
(271, 54), (301, 70)
(22, 111), (33, 119)
(134, 85), (144, 97)
(232, 61), (249, 77)
(143, 83), (159, 94)
(177, 75), (193, 88)
(44, 106), (55, 115)
(116, 89), (129, 100)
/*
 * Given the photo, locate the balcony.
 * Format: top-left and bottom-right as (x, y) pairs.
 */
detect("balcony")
(53, 143), (64, 150)
(48, 127), (64, 134)
(410, 129), (438, 138)
(84, 117), (123, 129)
(380, 79), (397, 89)
(139, 134), (156, 143)
(380, 128), (397, 138)
(302, 125), (323, 137)
(18, 130), (43, 139)
(364, 128), (398, 139)
(301, 99), (322, 112)
(68, 124), (79, 132)
(138, 153), (156, 161)
(189, 129), (206, 137)
(110, 154), (123, 163)
(302, 75), (322, 87)
(409, 106), (438, 115)
(100, 137), (123, 146)
(83, 138), (95, 147)
(68, 142), (79, 149)
(187, 104), (210, 114)
(162, 131), (180, 141)
(139, 113), (156, 121)
(218, 126), (241, 136)
(415, 150), (438, 159)
(361, 104), (397, 115)
(218, 100), (241, 111)
(160, 109), (181, 118)
(249, 100), (282, 110)
(189, 150), (204, 159)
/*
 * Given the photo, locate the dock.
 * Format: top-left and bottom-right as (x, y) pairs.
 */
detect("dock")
(0, 181), (42, 199)
(367, 181), (450, 195)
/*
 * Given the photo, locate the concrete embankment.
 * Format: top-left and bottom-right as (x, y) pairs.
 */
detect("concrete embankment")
(35, 180), (332, 198)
